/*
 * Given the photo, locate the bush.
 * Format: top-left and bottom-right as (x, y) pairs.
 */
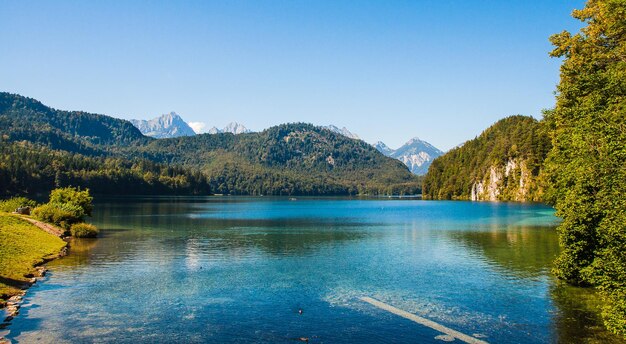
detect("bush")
(32, 203), (82, 230)
(70, 223), (99, 238)
(0, 197), (37, 213)
(49, 187), (93, 217)
(54, 202), (86, 219)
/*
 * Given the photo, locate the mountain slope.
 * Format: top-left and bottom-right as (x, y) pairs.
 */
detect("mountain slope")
(0, 93), (419, 196)
(137, 123), (419, 195)
(131, 112), (196, 138)
(0, 92), (148, 154)
(374, 138), (443, 175)
(422, 115), (551, 201)
(373, 141), (393, 156)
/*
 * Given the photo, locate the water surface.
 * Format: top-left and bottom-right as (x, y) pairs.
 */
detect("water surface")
(3, 198), (622, 343)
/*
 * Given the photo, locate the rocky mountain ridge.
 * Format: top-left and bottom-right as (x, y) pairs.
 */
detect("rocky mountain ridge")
(374, 137), (443, 175)
(322, 125), (360, 140)
(131, 112), (196, 138)
(208, 122), (251, 135)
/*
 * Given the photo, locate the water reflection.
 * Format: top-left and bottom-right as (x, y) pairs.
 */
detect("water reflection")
(449, 225), (560, 278)
(450, 224), (624, 343)
(9, 198), (625, 343)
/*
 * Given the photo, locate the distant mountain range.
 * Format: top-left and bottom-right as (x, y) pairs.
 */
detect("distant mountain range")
(322, 125), (360, 140)
(208, 122), (251, 135)
(0, 92), (419, 196)
(319, 126), (443, 175)
(130, 112), (196, 138)
(132, 112), (251, 138)
(131, 111), (441, 175)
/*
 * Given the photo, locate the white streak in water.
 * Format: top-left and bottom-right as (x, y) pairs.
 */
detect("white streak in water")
(360, 296), (489, 344)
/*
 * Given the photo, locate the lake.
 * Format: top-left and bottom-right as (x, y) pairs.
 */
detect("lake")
(2, 197), (622, 343)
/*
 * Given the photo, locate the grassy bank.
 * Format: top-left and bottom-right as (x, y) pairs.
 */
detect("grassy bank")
(0, 214), (67, 300)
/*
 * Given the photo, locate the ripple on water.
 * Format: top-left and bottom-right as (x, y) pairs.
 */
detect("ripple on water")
(5, 198), (621, 343)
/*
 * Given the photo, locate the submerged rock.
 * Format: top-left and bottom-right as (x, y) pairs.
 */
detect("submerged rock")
(434, 334), (455, 342)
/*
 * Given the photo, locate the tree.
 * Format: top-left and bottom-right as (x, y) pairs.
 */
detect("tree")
(543, 0), (626, 336)
(49, 187), (93, 217)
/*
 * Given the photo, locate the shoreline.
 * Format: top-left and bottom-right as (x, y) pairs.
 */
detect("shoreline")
(0, 215), (70, 341)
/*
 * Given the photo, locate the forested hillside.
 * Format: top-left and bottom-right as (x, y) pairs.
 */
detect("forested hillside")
(0, 140), (210, 196)
(136, 123), (418, 195)
(0, 93), (148, 155)
(0, 93), (419, 196)
(422, 116), (551, 201)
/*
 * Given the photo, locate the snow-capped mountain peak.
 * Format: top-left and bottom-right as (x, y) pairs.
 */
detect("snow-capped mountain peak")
(373, 137), (443, 175)
(207, 122), (251, 135)
(323, 125), (360, 140)
(131, 112), (196, 138)
(224, 122), (251, 134)
(373, 141), (393, 155)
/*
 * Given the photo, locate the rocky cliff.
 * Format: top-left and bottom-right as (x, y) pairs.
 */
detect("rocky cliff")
(470, 158), (535, 201)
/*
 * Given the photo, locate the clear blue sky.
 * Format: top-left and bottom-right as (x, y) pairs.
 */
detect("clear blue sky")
(0, 0), (584, 151)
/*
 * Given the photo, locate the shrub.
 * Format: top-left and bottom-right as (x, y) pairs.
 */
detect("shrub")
(54, 202), (86, 219)
(70, 223), (99, 238)
(0, 197), (37, 213)
(49, 187), (93, 217)
(32, 203), (82, 230)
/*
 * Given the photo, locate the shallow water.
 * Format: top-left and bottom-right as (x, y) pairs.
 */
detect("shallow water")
(3, 197), (623, 343)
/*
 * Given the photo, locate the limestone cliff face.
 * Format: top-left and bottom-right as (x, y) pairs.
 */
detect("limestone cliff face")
(470, 158), (537, 201)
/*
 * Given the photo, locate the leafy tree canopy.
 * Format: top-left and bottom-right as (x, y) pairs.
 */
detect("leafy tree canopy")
(543, 0), (626, 336)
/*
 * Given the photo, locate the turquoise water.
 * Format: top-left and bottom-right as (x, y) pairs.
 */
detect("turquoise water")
(3, 198), (622, 343)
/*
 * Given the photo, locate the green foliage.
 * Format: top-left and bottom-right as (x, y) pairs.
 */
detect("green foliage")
(32, 187), (95, 230)
(49, 187), (93, 217)
(0, 196), (37, 212)
(544, 0), (626, 337)
(422, 116), (550, 201)
(70, 222), (99, 238)
(0, 214), (66, 297)
(32, 203), (82, 230)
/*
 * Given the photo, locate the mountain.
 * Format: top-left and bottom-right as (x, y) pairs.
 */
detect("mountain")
(322, 125), (360, 140)
(422, 115), (551, 201)
(208, 122), (251, 135)
(374, 138), (443, 175)
(0, 93), (419, 196)
(373, 141), (393, 156)
(139, 123), (419, 195)
(131, 112), (196, 138)
(0, 92), (148, 155)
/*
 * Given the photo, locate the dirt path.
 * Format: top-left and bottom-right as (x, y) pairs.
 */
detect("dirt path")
(18, 216), (65, 237)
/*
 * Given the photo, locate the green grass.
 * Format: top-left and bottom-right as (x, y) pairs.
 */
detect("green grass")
(0, 213), (66, 299)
